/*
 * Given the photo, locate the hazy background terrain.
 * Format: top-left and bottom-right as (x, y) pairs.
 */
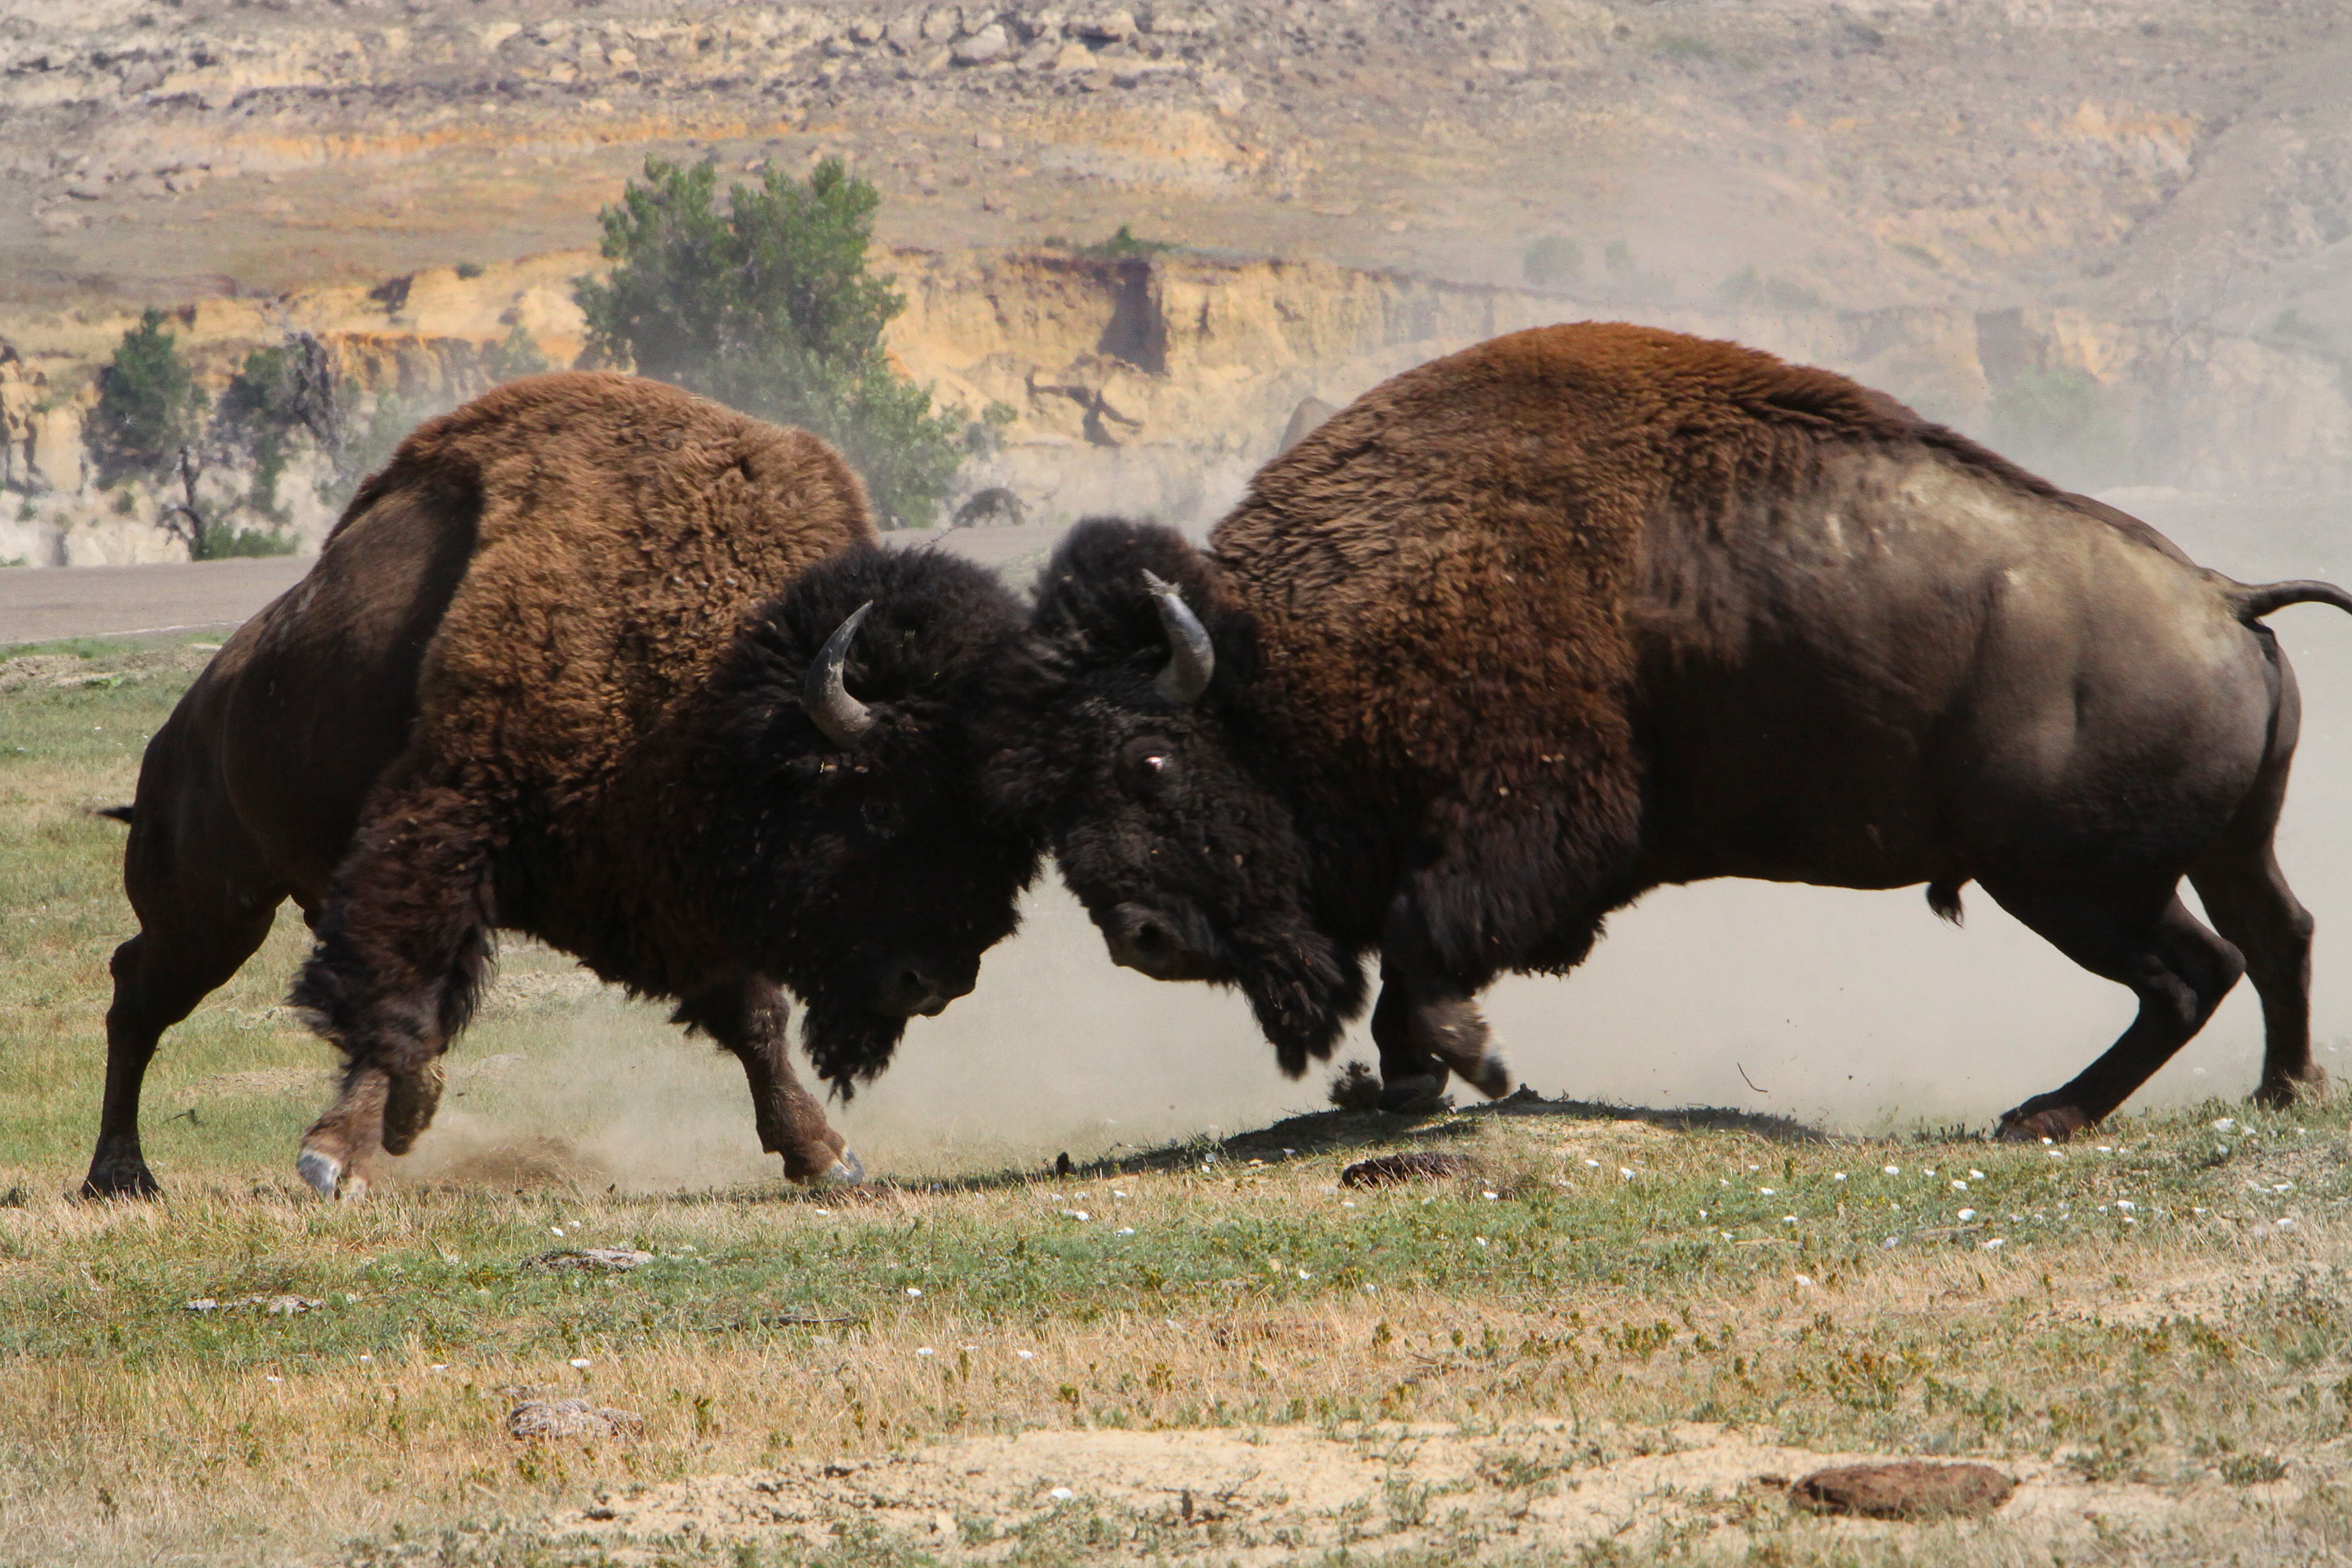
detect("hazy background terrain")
(6, 0), (2351, 1182)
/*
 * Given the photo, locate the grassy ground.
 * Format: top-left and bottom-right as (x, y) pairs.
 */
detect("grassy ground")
(3, 640), (2349, 1567)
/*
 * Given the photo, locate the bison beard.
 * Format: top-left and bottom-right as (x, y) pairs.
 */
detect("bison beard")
(996, 323), (2349, 1134)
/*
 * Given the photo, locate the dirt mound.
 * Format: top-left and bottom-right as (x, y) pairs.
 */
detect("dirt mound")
(1792, 1460), (2016, 1520)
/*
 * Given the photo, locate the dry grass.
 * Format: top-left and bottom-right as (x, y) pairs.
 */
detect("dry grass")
(4, 641), (2351, 1567)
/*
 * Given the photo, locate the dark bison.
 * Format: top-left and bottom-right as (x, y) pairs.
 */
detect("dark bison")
(87, 372), (1036, 1199)
(990, 323), (2347, 1139)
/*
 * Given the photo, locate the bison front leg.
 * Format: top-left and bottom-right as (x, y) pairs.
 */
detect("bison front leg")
(296, 1063), (391, 1199)
(1374, 887), (1512, 1106)
(675, 979), (863, 1185)
(289, 771), (499, 1196)
(1368, 962), (1451, 1113)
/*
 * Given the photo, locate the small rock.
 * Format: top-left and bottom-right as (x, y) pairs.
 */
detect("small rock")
(850, 20), (885, 43)
(952, 24), (1009, 64)
(531, 1248), (655, 1272)
(1341, 1151), (1474, 1188)
(886, 16), (924, 49)
(507, 1398), (644, 1441)
(1053, 41), (1097, 70)
(921, 7), (962, 42)
(974, 129), (1005, 149)
(1791, 1461), (2015, 1520)
(183, 1293), (327, 1315)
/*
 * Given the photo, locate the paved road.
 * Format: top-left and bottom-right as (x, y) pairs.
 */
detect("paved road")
(0, 524), (1071, 646)
(0, 557), (312, 645)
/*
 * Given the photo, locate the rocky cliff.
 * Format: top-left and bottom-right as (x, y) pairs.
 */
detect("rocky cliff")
(4, 0), (2350, 567)
(6, 238), (2346, 568)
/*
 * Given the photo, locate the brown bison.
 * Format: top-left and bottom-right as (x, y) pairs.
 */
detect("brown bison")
(86, 372), (1036, 1199)
(989, 323), (2347, 1138)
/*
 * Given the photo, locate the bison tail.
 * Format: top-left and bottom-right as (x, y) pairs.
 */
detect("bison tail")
(2232, 579), (2352, 621)
(1926, 880), (1967, 926)
(94, 804), (135, 824)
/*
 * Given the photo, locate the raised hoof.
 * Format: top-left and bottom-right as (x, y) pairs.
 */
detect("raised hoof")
(1378, 1075), (1451, 1115)
(1407, 995), (1511, 1099)
(2251, 1066), (2329, 1110)
(296, 1148), (345, 1199)
(380, 1061), (447, 1157)
(1996, 1101), (2091, 1144)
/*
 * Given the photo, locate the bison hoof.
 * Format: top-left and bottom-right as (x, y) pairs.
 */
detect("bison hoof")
(1408, 997), (1511, 1098)
(78, 1166), (162, 1202)
(803, 1149), (867, 1186)
(380, 1062), (447, 1156)
(1996, 1101), (2090, 1144)
(2252, 1066), (2329, 1109)
(295, 1148), (367, 1200)
(1378, 1074), (1451, 1115)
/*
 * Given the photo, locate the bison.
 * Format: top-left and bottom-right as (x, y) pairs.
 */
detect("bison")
(86, 372), (1037, 1200)
(989, 323), (2347, 1139)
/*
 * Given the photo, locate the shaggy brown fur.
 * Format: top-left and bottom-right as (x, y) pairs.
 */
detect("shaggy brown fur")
(88, 372), (1035, 1199)
(1214, 323), (2059, 922)
(999, 322), (2349, 1136)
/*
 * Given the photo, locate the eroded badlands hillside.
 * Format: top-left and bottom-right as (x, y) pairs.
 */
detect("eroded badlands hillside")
(2, 0), (2350, 564)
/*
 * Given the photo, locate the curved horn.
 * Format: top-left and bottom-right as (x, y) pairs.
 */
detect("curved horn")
(805, 600), (877, 747)
(1142, 570), (1214, 706)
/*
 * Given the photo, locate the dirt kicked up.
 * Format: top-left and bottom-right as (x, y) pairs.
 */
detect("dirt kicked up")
(3, 641), (2350, 1568)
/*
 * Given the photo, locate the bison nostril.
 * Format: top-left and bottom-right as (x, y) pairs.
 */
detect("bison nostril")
(877, 957), (956, 1017)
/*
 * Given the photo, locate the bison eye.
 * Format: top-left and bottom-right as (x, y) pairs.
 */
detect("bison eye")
(1118, 737), (1177, 793)
(860, 798), (906, 836)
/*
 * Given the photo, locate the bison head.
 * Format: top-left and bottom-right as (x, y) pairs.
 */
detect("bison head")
(987, 521), (1365, 1076)
(702, 547), (1041, 1093)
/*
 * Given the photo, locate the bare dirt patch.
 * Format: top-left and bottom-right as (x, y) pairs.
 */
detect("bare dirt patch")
(560, 1420), (2280, 1563)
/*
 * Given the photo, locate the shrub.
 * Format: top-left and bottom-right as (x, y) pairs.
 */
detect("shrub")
(1717, 267), (1824, 311)
(1524, 236), (1580, 291)
(1522, 235), (1583, 288)
(575, 156), (967, 527)
(1989, 364), (2125, 486)
(482, 325), (551, 383)
(87, 309), (207, 488)
(1044, 224), (1174, 260)
(214, 345), (304, 519)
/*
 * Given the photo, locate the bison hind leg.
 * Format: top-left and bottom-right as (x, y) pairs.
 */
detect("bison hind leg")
(1989, 877), (2244, 1139)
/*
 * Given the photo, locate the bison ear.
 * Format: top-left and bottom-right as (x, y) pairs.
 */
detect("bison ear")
(1142, 571), (1214, 706)
(805, 601), (878, 747)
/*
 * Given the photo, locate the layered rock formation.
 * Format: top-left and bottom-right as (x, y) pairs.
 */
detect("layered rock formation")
(3, 0), (2349, 565)
(6, 241), (2346, 568)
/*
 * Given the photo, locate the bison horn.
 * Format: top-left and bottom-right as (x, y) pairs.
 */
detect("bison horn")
(1142, 571), (1214, 707)
(806, 600), (878, 747)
